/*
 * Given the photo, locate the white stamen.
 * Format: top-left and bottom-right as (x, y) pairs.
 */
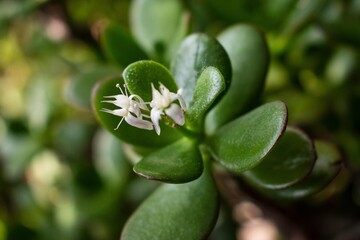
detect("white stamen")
(150, 83), (186, 135)
(101, 82), (186, 135)
(101, 83), (153, 131)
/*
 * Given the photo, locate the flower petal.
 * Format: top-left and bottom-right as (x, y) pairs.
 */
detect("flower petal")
(151, 83), (165, 109)
(101, 108), (128, 117)
(169, 89), (187, 110)
(103, 94), (130, 109)
(165, 104), (184, 126)
(130, 94), (149, 111)
(125, 114), (153, 130)
(151, 108), (163, 135)
(177, 95), (187, 111)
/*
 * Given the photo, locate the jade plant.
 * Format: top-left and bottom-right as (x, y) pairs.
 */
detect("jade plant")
(91, 21), (341, 239)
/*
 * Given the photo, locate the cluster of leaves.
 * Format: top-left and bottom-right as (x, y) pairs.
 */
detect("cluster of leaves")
(88, 0), (347, 239)
(0, 0), (359, 239)
(0, 0), (138, 239)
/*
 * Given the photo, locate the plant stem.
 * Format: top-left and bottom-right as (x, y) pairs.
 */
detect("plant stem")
(212, 169), (307, 240)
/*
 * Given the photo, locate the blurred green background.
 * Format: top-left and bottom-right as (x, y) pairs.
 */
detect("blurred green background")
(0, 0), (360, 239)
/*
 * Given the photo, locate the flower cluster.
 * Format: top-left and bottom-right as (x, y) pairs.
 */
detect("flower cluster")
(101, 83), (186, 135)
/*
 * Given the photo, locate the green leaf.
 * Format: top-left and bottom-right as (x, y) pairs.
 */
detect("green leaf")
(123, 60), (178, 102)
(93, 130), (131, 187)
(265, 140), (342, 199)
(208, 101), (287, 174)
(282, 0), (328, 35)
(133, 138), (202, 183)
(67, 67), (119, 109)
(121, 163), (219, 240)
(243, 127), (316, 190)
(321, 20), (360, 49)
(92, 76), (182, 148)
(205, 0), (262, 23)
(130, 0), (188, 62)
(185, 67), (226, 132)
(171, 33), (232, 107)
(0, 0), (45, 23)
(101, 23), (148, 67)
(1, 135), (42, 180)
(205, 24), (269, 135)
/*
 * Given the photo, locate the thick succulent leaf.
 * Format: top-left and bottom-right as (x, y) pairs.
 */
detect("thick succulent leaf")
(101, 23), (148, 67)
(133, 138), (203, 183)
(67, 67), (119, 109)
(92, 76), (181, 148)
(321, 20), (360, 49)
(205, 24), (269, 135)
(130, 0), (187, 62)
(170, 33), (231, 107)
(123, 60), (178, 102)
(0, 0), (43, 24)
(266, 140), (342, 199)
(243, 127), (316, 190)
(121, 163), (219, 240)
(185, 67), (226, 132)
(208, 101), (287, 174)
(282, 0), (328, 35)
(1, 135), (42, 180)
(93, 130), (131, 187)
(263, 0), (298, 29)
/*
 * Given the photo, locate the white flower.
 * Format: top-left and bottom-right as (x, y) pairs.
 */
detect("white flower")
(150, 83), (186, 135)
(101, 84), (153, 130)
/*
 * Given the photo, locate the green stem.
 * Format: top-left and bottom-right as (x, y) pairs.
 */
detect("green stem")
(176, 124), (201, 139)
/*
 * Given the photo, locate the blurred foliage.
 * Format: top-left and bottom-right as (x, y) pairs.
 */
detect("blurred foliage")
(0, 0), (359, 239)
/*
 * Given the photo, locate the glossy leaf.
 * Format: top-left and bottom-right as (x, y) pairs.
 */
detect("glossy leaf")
(123, 60), (178, 102)
(67, 67), (119, 109)
(206, 0), (260, 23)
(267, 140), (342, 199)
(243, 127), (316, 190)
(209, 101), (287, 174)
(92, 76), (182, 148)
(263, 0), (297, 29)
(1, 135), (42, 180)
(282, 0), (328, 35)
(101, 23), (148, 67)
(171, 33), (231, 107)
(185, 67), (226, 132)
(93, 130), (131, 186)
(205, 24), (269, 135)
(0, 0), (43, 23)
(321, 20), (360, 49)
(130, 0), (187, 62)
(133, 138), (202, 183)
(121, 163), (219, 240)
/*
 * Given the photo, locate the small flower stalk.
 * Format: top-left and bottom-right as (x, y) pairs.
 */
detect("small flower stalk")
(101, 83), (186, 135)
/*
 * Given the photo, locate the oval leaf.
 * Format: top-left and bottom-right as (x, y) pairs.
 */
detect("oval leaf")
(121, 164), (219, 240)
(133, 137), (203, 183)
(243, 127), (316, 190)
(209, 101), (288, 174)
(93, 130), (131, 186)
(282, 0), (328, 35)
(170, 33), (232, 107)
(130, 0), (187, 62)
(123, 60), (178, 102)
(268, 140), (342, 199)
(205, 24), (269, 134)
(67, 67), (119, 109)
(185, 67), (226, 132)
(101, 23), (148, 67)
(321, 20), (360, 49)
(92, 76), (182, 148)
